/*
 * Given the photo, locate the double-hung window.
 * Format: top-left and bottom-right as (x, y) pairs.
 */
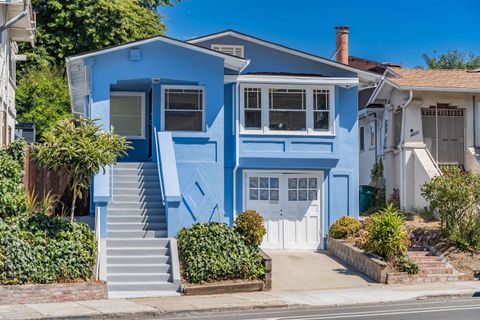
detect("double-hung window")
(269, 89), (306, 131)
(241, 86), (334, 134)
(313, 90), (330, 131)
(244, 88), (262, 129)
(163, 86), (204, 132)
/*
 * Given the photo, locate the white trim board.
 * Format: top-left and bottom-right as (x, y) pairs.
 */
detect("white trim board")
(189, 30), (381, 83)
(226, 74), (359, 86)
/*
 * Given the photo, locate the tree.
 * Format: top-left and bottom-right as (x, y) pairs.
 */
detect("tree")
(423, 50), (480, 70)
(16, 66), (71, 138)
(23, 0), (170, 69)
(34, 118), (130, 221)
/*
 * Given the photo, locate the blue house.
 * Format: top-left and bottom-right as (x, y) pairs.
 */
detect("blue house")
(66, 28), (380, 297)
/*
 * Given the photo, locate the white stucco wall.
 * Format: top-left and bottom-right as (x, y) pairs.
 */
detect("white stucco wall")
(359, 113), (383, 186)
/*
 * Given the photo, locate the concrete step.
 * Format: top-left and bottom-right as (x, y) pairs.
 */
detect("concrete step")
(107, 230), (167, 238)
(107, 282), (179, 292)
(113, 181), (161, 189)
(107, 255), (170, 265)
(114, 162), (157, 170)
(113, 188), (161, 196)
(113, 168), (158, 176)
(107, 222), (167, 231)
(107, 273), (171, 283)
(409, 255), (441, 261)
(114, 175), (159, 183)
(112, 195), (163, 203)
(107, 247), (168, 256)
(107, 264), (171, 274)
(108, 202), (164, 210)
(407, 251), (436, 257)
(108, 208), (165, 216)
(108, 215), (165, 224)
(107, 238), (170, 248)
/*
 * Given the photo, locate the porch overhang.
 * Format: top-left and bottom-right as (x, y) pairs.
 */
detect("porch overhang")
(1, 0), (36, 44)
(239, 157), (339, 169)
(225, 74), (359, 87)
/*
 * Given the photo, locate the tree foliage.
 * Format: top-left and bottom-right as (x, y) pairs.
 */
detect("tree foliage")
(423, 50), (480, 70)
(24, 0), (171, 69)
(16, 66), (71, 138)
(34, 119), (130, 220)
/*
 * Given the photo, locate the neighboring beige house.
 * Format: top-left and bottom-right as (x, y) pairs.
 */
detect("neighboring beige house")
(0, 0), (35, 147)
(365, 67), (480, 210)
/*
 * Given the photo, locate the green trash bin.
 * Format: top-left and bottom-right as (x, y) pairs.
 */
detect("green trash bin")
(359, 185), (375, 212)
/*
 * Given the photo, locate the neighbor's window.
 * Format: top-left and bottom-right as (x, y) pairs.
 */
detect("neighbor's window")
(313, 89), (330, 131)
(110, 93), (145, 139)
(164, 88), (204, 132)
(244, 88), (262, 129)
(269, 89), (306, 131)
(360, 126), (365, 151)
(369, 121), (376, 148)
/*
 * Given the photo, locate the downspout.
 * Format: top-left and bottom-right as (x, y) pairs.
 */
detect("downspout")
(232, 60), (250, 222)
(473, 95), (476, 147)
(398, 90), (413, 211)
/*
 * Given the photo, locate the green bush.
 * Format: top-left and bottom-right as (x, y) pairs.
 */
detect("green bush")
(234, 210), (266, 247)
(329, 216), (362, 239)
(396, 254), (419, 275)
(0, 154), (26, 217)
(0, 214), (96, 284)
(177, 222), (265, 284)
(422, 167), (480, 250)
(0, 139), (27, 166)
(365, 204), (409, 259)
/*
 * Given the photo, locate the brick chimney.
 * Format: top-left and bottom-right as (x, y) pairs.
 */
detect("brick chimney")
(335, 26), (350, 65)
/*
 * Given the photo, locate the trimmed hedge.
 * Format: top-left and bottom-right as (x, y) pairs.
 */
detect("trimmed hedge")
(329, 216), (362, 239)
(177, 222), (265, 284)
(0, 214), (96, 285)
(234, 210), (266, 247)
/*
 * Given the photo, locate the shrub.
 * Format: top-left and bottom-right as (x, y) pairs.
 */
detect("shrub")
(0, 154), (26, 217)
(329, 216), (362, 239)
(396, 254), (419, 275)
(422, 167), (480, 250)
(0, 214), (96, 284)
(0, 139), (27, 165)
(365, 204), (409, 259)
(347, 228), (370, 250)
(177, 222), (265, 284)
(234, 210), (266, 247)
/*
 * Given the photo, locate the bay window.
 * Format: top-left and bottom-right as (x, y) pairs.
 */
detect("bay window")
(241, 85), (334, 134)
(162, 86), (204, 132)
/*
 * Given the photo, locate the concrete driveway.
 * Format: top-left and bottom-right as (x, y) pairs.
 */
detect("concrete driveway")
(265, 250), (376, 291)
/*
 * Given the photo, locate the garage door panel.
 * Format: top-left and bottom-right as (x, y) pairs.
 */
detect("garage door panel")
(246, 172), (322, 250)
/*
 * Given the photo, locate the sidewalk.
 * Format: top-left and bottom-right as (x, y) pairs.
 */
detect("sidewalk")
(1, 281), (479, 319)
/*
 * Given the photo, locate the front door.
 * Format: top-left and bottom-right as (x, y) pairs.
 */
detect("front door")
(245, 171), (322, 250)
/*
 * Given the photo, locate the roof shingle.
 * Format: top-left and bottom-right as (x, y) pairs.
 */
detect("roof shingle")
(387, 67), (480, 90)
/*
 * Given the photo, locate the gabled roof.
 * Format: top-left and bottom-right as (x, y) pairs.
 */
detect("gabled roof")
(385, 67), (480, 93)
(188, 29), (381, 83)
(66, 34), (248, 71)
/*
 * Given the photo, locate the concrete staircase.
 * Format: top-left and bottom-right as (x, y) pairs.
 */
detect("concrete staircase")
(106, 162), (180, 298)
(387, 246), (465, 284)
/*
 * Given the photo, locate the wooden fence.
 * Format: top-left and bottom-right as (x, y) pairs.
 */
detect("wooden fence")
(23, 148), (90, 215)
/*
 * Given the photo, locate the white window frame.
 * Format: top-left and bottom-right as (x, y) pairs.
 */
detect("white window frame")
(211, 44), (244, 58)
(239, 84), (335, 135)
(110, 91), (146, 140)
(161, 85), (206, 132)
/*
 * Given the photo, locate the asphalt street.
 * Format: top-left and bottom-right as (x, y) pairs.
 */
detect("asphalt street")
(146, 296), (480, 320)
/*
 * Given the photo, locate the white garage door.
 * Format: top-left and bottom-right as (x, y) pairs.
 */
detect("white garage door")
(245, 171), (322, 250)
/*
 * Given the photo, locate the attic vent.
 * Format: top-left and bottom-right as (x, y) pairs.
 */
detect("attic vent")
(211, 44), (244, 58)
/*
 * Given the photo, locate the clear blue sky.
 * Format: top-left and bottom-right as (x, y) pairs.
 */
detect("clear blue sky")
(160, 0), (479, 68)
